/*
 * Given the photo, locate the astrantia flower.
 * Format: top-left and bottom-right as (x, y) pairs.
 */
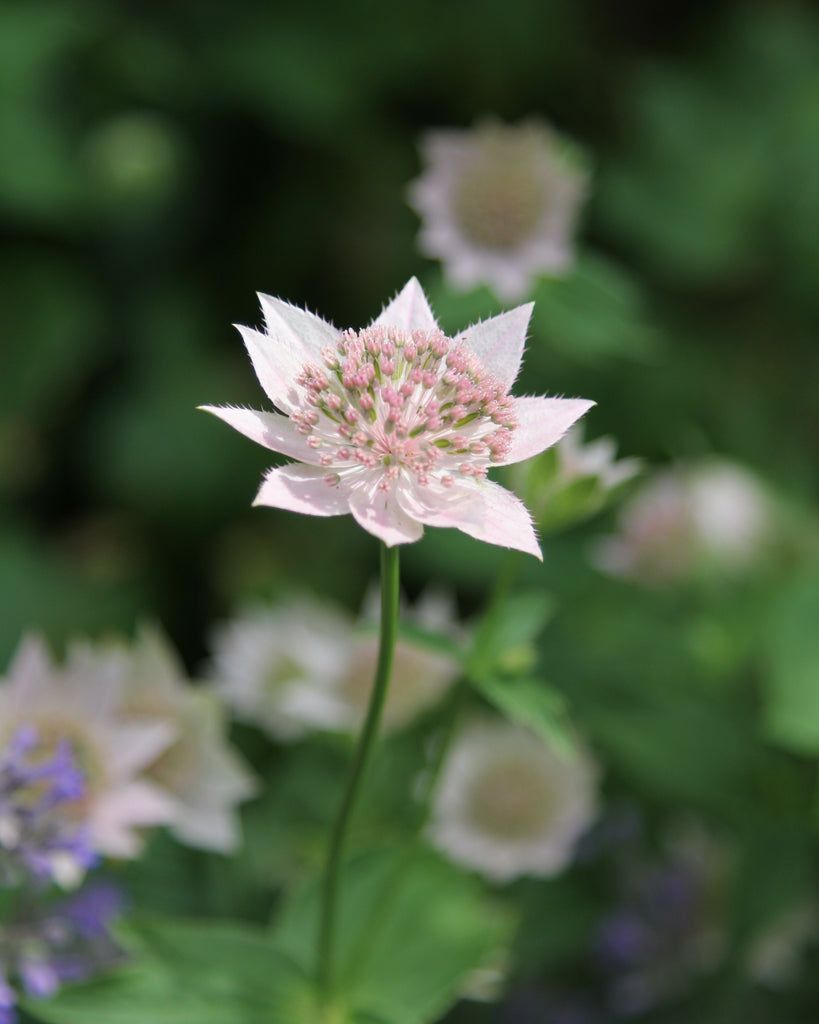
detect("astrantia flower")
(408, 120), (589, 300)
(208, 595), (355, 741)
(591, 458), (774, 585)
(0, 637), (176, 860)
(200, 278), (593, 559)
(209, 589), (461, 738)
(90, 627), (258, 854)
(427, 718), (598, 882)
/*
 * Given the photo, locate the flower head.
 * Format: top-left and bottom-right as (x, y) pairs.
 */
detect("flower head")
(427, 718), (598, 882)
(209, 589), (461, 738)
(0, 637), (176, 860)
(88, 627), (258, 855)
(591, 458), (774, 586)
(200, 279), (593, 559)
(408, 119), (589, 300)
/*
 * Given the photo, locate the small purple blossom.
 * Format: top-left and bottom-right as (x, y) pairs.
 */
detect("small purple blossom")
(0, 727), (96, 889)
(0, 879), (125, 1015)
(594, 854), (722, 1016)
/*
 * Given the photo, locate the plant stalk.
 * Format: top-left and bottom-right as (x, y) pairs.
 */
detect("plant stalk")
(316, 541), (400, 1001)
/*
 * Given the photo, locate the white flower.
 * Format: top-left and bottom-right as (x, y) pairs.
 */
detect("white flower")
(209, 591), (462, 738)
(409, 119), (589, 300)
(200, 278), (594, 559)
(103, 627), (257, 854)
(427, 718), (598, 882)
(208, 596), (355, 741)
(0, 636), (177, 859)
(592, 458), (774, 585)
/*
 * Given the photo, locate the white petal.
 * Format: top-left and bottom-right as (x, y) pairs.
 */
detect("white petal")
(92, 781), (178, 859)
(254, 464), (352, 517)
(501, 396), (595, 465)
(257, 293), (338, 362)
(448, 480), (543, 559)
(372, 278), (437, 334)
(198, 405), (322, 464)
(5, 634), (55, 691)
(458, 304), (534, 388)
(106, 720), (177, 779)
(235, 324), (304, 411)
(348, 481), (424, 546)
(399, 477), (541, 558)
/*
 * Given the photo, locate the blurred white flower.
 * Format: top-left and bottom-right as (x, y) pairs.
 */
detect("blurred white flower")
(0, 637), (176, 860)
(208, 596), (355, 741)
(409, 119), (589, 300)
(209, 591), (462, 738)
(427, 718), (598, 882)
(103, 627), (258, 854)
(592, 458), (775, 585)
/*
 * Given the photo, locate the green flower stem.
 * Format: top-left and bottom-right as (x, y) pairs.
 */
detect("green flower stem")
(342, 549), (525, 988)
(317, 541), (400, 1001)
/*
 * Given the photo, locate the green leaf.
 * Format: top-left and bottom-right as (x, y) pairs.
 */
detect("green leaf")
(763, 572), (819, 754)
(469, 675), (575, 756)
(469, 590), (557, 680)
(29, 917), (313, 1024)
(272, 846), (513, 1024)
(530, 252), (663, 365)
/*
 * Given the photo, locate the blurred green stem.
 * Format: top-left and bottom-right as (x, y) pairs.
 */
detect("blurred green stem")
(316, 541), (400, 1002)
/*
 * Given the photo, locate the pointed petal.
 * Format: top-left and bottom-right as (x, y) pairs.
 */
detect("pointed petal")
(372, 278), (437, 334)
(458, 480), (542, 559)
(253, 464), (352, 517)
(458, 304), (534, 388)
(257, 293), (338, 362)
(106, 720), (177, 778)
(198, 405), (322, 464)
(235, 324), (304, 411)
(404, 478), (542, 559)
(502, 396), (595, 465)
(5, 634), (55, 688)
(348, 480), (424, 546)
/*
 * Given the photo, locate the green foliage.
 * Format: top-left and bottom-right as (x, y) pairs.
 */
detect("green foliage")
(273, 846), (513, 1024)
(762, 570), (819, 755)
(29, 918), (312, 1024)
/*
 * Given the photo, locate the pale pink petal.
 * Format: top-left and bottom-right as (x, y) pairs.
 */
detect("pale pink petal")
(257, 293), (338, 362)
(348, 481), (424, 546)
(372, 277), (437, 334)
(501, 396), (595, 466)
(253, 464), (352, 517)
(106, 721), (177, 779)
(459, 304), (534, 388)
(92, 781), (178, 859)
(235, 324), (304, 411)
(5, 634), (55, 691)
(198, 405), (322, 464)
(398, 477), (541, 559)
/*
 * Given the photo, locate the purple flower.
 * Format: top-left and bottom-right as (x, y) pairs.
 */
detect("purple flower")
(0, 726), (96, 889)
(0, 878), (126, 1012)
